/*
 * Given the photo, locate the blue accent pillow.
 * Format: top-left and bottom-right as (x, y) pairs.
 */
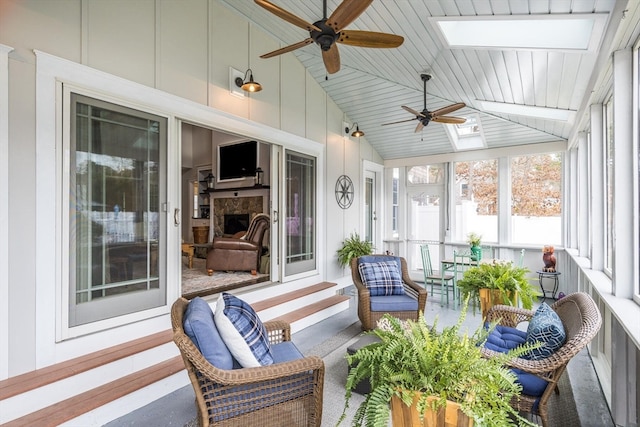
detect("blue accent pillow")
(183, 297), (234, 370)
(214, 293), (274, 368)
(358, 261), (405, 296)
(523, 303), (566, 360)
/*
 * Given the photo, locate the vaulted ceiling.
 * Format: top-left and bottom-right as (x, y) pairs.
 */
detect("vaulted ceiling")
(220, 0), (636, 160)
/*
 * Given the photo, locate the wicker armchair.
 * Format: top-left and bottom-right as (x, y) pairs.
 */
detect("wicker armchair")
(171, 297), (324, 427)
(351, 255), (427, 331)
(481, 292), (602, 427)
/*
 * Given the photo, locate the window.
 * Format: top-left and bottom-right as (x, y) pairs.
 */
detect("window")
(285, 151), (316, 276)
(454, 160), (498, 243)
(68, 93), (167, 327)
(407, 165), (444, 184)
(510, 154), (562, 245)
(392, 168), (399, 238)
(604, 97), (614, 273)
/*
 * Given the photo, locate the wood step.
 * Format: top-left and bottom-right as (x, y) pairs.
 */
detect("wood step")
(272, 295), (350, 325)
(3, 356), (184, 427)
(250, 281), (336, 312)
(0, 330), (173, 400)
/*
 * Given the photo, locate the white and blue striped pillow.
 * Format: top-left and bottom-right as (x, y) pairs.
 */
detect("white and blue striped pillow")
(358, 261), (405, 296)
(214, 293), (274, 368)
(523, 303), (566, 360)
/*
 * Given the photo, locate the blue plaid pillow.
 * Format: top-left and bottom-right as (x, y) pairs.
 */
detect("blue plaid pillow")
(214, 293), (273, 367)
(523, 303), (566, 360)
(358, 261), (405, 296)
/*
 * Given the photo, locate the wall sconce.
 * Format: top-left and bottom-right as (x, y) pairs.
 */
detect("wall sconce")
(235, 68), (262, 93)
(255, 167), (264, 186)
(345, 123), (365, 137)
(206, 173), (215, 189)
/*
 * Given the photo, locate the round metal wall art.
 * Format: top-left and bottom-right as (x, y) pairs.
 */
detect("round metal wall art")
(335, 174), (354, 209)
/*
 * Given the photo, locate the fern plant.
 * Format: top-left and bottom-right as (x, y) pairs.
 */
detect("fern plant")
(337, 232), (374, 268)
(457, 260), (541, 311)
(339, 297), (538, 427)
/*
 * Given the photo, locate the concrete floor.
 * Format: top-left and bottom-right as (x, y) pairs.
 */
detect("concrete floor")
(105, 289), (613, 427)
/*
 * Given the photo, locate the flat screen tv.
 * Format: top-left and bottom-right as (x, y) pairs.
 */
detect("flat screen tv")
(217, 140), (258, 182)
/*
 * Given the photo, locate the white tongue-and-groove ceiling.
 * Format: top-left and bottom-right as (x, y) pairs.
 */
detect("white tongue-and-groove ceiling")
(220, 0), (633, 160)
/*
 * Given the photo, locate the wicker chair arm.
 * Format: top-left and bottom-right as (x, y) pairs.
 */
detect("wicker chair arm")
(263, 320), (291, 344)
(486, 304), (535, 327)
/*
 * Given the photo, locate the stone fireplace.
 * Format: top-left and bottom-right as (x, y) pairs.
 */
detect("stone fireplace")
(213, 196), (263, 236)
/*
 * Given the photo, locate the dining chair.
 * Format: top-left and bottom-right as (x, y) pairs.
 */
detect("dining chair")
(518, 248), (526, 267)
(420, 244), (455, 306)
(453, 250), (476, 307)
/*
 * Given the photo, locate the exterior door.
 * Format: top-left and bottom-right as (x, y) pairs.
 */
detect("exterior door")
(407, 187), (444, 273)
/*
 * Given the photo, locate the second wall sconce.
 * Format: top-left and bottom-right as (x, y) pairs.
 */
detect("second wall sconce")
(235, 68), (262, 93)
(345, 123), (365, 137)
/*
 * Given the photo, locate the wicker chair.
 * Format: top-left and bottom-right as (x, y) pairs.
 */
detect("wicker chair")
(481, 292), (602, 427)
(171, 297), (324, 427)
(351, 255), (427, 331)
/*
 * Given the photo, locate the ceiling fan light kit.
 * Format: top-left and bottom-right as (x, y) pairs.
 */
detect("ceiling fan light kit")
(254, 0), (404, 74)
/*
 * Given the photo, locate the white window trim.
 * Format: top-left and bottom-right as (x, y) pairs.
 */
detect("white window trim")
(34, 50), (324, 364)
(0, 43), (13, 380)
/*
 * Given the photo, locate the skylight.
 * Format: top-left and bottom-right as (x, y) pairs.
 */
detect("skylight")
(430, 14), (608, 52)
(477, 101), (576, 122)
(444, 114), (486, 151)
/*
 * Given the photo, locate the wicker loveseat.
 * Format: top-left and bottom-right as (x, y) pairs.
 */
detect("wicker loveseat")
(480, 292), (602, 427)
(351, 254), (427, 331)
(171, 296), (324, 427)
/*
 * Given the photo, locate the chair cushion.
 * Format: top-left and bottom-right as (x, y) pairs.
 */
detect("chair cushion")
(483, 324), (527, 353)
(270, 341), (304, 363)
(358, 255), (402, 273)
(214, 293), (274, 368)
(523, 303), (566, 360)
(183, 297), (234, 370)
(370, 294), (418, 312)
(358, 261), (405, 296)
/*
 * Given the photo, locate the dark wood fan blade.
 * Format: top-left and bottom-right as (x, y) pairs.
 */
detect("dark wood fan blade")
(402, 106), (425, 117)
(254, 0), (322, 32)
(322, 44), (340, 74)
(415, 122), (425, 133)
(337, 30), (404, 48)
(381, 118), (418, 126)
(327, 0), (372, 32)
(431, 102), (465, 117)
(260, 39), (313, 58)
(431, 115), (467, 124)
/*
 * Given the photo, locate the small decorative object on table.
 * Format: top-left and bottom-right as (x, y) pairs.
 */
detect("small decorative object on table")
(542, 245), (557, 272)
(467, 232), (482, 261)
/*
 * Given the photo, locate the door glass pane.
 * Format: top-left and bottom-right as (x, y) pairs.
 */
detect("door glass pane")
(365, 175), (373, 242)
(70, 94), (166, 326)
(285, 151), (315, 275)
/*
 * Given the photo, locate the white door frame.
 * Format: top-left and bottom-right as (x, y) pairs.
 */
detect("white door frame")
(363, 160), (384, 252)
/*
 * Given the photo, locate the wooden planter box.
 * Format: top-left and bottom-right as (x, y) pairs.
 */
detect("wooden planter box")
(478, 288), (518, 320)
(391, 393), (473, 427)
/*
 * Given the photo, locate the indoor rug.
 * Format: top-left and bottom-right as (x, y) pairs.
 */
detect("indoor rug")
(182, 258), (269, 298)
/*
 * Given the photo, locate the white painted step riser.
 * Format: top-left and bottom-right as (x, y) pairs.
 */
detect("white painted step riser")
(0, 342), (179, 424)
(290, 300), (351, 334)
(256, 290), (339, 322)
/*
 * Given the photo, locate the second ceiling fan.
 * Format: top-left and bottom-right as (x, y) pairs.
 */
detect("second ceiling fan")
(255, 0), (404, 74)
(383, 74), (466, 133)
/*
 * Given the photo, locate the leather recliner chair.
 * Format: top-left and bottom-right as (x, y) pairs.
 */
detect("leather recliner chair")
(206, 213), (270, 275)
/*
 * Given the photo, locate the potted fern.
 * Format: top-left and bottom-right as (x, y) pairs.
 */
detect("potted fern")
(339, 297), (537, 426)
(457, 260), (540, 319)
(337, 232), (374, 268)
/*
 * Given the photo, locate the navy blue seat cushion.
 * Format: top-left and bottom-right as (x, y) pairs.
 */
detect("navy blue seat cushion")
(183, 297), (234, 370)
(484, 324), (548, 403)
(370, 294), (418, 312)
(358, 260), (405, 296)
(214, 293), (274, 368)
(523, 303), (566, 360)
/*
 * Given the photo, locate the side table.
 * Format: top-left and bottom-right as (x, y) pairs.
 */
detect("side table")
(536, 270), (561, 302)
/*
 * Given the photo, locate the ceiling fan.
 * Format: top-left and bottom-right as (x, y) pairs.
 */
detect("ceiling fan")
(383, 74), (466, 133)
(254, 0), (404, 74)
